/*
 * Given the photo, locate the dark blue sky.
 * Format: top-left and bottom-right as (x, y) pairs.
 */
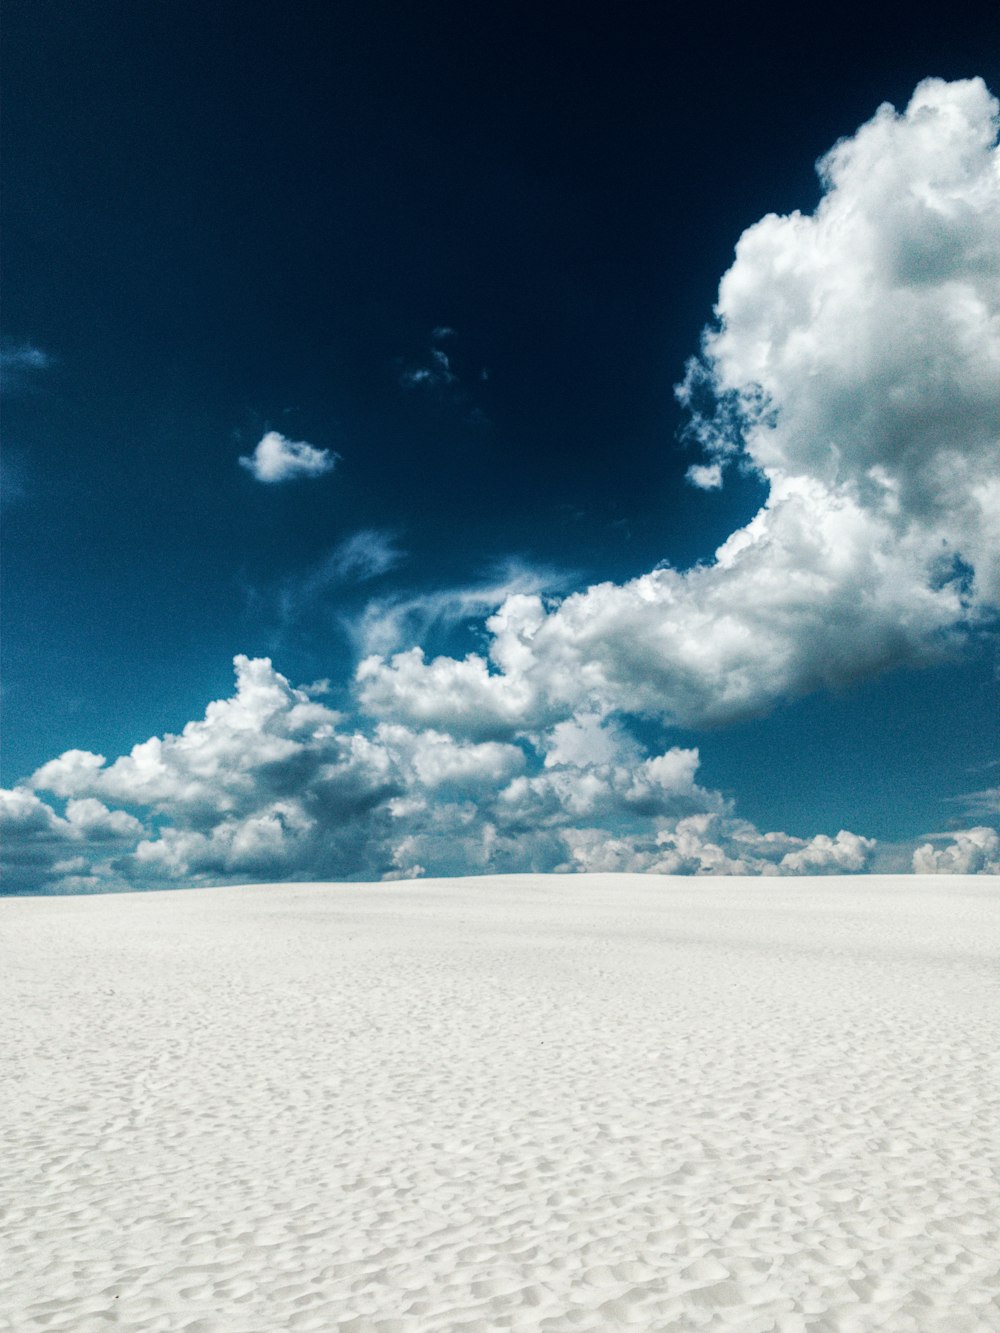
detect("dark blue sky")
(3, 1), (998, 888)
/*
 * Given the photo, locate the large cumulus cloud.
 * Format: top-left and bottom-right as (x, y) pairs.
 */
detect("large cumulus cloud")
(27, 656), (402, 886)
(360, 78), (1000, 733)
(4, 79), (997, 891)
(5, 655), (875, 890)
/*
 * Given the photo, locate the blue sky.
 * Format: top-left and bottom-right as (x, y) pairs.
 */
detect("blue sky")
(2, 2), (998, 890)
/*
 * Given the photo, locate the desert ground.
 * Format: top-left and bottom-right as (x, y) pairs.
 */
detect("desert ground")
(2, 873), (998, 1332)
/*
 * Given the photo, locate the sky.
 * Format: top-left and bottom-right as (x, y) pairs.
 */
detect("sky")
(2, 1), (998, 891)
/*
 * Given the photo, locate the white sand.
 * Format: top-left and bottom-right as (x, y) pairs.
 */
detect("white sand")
(2, 874), (999, 1333)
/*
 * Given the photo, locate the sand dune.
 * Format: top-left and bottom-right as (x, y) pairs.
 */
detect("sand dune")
(2, 874), (999, 1332)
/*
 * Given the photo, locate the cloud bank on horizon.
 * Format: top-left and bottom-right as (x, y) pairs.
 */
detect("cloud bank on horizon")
(4, 78), (999, 891)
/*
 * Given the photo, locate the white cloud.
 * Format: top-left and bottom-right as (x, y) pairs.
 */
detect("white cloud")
(326, 529), (405, 583)
(358, 644), (540, 741)
(1, 785), (71, 837)
(562, 817), (875, 877)
(361, 78), (1000, 732)
(0, 786), (143, 893)
(239, 430), (337, 483)
(685, 78), (1000, 577)
(33, 656), (355, 820)
(350, 562), (565, 660)
(28, 658), (404, 886)
(777, 830), (876, 874)
(131, 801), (317, 881)
(945, 786), (1000, 821)
(376, 723), (526, 792)
(13, 655), (879, 890)
(64, 798), (143, 841)
(10, 79), (1000, 891)
(912, 827), (1000, 874)
(272, 531), (407, 629)
(685, 462), (723, 490)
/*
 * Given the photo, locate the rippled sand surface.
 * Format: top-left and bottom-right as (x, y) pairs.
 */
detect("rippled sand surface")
(2, 874), (999, 1332)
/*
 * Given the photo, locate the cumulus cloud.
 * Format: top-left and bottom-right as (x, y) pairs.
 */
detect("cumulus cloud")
(8, 79), (999, 890)
(357, 643), (541, 741)
(681, 77), (1000, 586)
(6, 655), (878, 890)
(913, 827), (1000, 874)
(34, 656), (366, 821)
(28, 657), (402, 887)
(239, 431), (337, 483)
(362, 78), (1000, 732)
(0, 786), (143, 893)
(562, 818), (875, 877)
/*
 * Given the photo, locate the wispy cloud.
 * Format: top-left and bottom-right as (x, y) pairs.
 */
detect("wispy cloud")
(324, 530), (406, 583)
(275, 530), (407, 627)
(239, 430), (338, 483)
(0, 342), (51, 394)
(397, 327), (494, 424)
(400, 346), (458, 390)
(399, 325), (467, 391)
(945, 787), (1000, 821)
(349, 558), (570, 658)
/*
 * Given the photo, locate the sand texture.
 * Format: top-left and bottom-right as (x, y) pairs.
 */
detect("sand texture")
(2, 873), (999, 1332)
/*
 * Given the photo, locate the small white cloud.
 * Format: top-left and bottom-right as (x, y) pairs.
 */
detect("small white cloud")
(561, 815), (875, 877)
(686, 462), (724, 490)
(0, 785), (68, 835)
(239, 430), (337, 483)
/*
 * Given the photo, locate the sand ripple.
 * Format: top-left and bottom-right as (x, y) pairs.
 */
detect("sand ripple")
(2, 874), (998, 1331)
